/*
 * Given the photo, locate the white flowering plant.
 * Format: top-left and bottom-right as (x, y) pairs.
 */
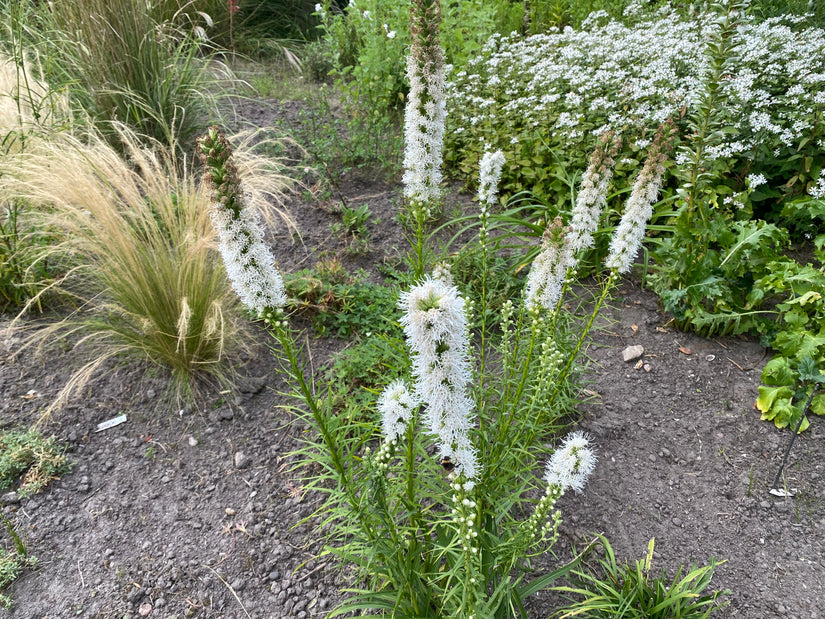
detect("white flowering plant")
(194, 101), (691, 615)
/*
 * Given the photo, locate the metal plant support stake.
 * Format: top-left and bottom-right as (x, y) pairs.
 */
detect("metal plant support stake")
(770, 388), (820, 496)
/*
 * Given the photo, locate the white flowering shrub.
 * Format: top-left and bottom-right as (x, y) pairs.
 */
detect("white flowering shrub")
(445, 4), (825, 207)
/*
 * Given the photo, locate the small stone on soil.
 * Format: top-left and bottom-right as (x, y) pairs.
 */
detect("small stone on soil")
(622, 345), (644, 362)
(1, 491), (20, 505)
(234, 451), (252, 469)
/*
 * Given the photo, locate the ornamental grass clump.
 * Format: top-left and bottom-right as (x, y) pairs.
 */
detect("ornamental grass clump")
(1, 125), (292, 416)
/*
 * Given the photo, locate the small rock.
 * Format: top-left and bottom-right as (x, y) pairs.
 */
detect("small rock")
(269, 570), (280, 581)
(188, 436), (198, 447)
(234, 452), (252, 469)
(643, 363), (652, 373)
(1, 491), (20, 505)
(230, 578), (245, 592)
(672, 517), (682, 526)
(138, 602), (153, 616)
(622, 345), (644, 362)
(219, 408), (234, 421)
(225, 507), (236, 517)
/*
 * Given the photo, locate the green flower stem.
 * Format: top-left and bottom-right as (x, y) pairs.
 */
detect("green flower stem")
(262, 310), (376, 543)
(548, 271), (617, 407)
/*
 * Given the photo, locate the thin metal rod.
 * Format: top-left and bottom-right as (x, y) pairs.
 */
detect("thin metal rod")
(770, 388), (819, 491)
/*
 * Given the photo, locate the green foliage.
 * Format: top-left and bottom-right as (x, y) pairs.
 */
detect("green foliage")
(38, 0), (223, 153)
(285, 259), (400, 338)
(0, 199), (44, 313)
(555, 536), (729, 618)
(271, 80), (402, 179)
(0, 429), (70, 498)
(751, 247), (825, 430)
(324, 334), (409, 422)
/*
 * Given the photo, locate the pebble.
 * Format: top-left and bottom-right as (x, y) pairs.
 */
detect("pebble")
(188, 436), (198, 447)
(672, 517), (682, 526)
(226, 507), (236, 516)
(234, 452), (252, 469)
(230, 578), (245, 591)
(0, 491), (20, 505)
(622, 345), (645, 362)
(138, 602), (153, 616)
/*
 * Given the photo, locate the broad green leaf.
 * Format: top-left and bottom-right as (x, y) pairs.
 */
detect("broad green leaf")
(760, 357), (795, 386)
(756, 385), (793, 416)
(811, 394), (825, 416)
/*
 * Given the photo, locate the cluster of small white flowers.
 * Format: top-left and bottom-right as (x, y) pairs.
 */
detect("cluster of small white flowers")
(605, 143), (667, 274)
(446, 10), (825, 164)
(399, 276), (479, 485)
(746, 173), (768, 189)
(543, 431), (596, 494)
(477, 149), (506, 207)
(377, 379), (418, 443)
(402, 51), (447, 206)
(564, 137), (617, 257)
(382, 23), (396, 39)
(524, 220), (566, 311)
(210, 199), (286, 313)
(810, 169), (825, 199)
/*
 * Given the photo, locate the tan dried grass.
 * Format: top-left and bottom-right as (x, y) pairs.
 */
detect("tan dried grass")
(1, 125), (294, 420)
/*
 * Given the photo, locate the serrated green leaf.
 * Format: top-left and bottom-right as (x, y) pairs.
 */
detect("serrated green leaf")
(756, 385), (793, 417)
(797, 357), (825, 384)
(761, 357), (796, 386)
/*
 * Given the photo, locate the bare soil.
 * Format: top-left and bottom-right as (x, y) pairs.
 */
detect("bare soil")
(1, 96), (823, 619)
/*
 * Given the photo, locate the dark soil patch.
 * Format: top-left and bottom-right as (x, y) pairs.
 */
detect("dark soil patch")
(1, 95), (823, 619)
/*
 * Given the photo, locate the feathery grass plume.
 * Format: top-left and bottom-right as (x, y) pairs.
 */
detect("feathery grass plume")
(197, 126), (288, 314)
(524, 133), (620, 311)
(606, 121), (675, 274)
(0, 125), (288, 417)
(402, 0), (446, 212)
(399, 275), (479, 485)
(0, 53), (68, 151)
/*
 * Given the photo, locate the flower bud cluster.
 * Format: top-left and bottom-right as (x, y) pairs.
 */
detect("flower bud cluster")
(196, 127), (286, 313)
(449, 479), (479, 553)
(372, 438), (398, 472)
(522, 484), (563, 547)
(534, 336), (565, 398)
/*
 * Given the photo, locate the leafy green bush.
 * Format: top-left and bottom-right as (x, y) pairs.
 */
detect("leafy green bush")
(555, 536), (729, 618)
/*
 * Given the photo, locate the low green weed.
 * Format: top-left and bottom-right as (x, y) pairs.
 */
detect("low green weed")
(555, 536), (729, 618)
(0, 429), (70, 498)
(285, 260), (399, 338)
